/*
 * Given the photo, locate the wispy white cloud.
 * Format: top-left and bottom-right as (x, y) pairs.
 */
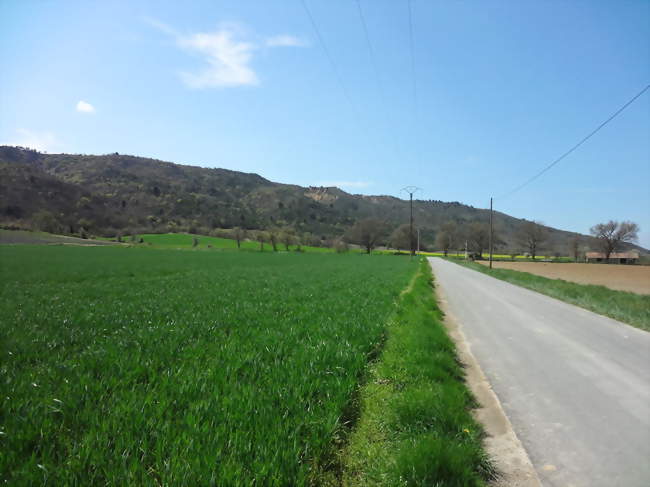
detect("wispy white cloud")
(318, 181), (373, 189)
(147, 18), (308, 89)
(0, 129), (58, 152)
(143, 16), (179, 37)
(178, 26), (259, 88)
(265, 34), (308, 48)
(76, 100), (95, 113)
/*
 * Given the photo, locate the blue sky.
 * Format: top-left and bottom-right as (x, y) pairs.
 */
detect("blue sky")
(1, 0), (649, 247)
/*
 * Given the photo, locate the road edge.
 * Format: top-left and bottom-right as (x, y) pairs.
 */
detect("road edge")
(430, 260), (542, 487)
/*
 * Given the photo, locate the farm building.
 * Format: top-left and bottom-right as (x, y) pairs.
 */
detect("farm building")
(585, 251), (639, 264)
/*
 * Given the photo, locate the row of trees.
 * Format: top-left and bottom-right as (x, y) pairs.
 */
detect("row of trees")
(513, 220), (639, 260)
(341, 218), (640, 259)
(215, 220), (397, 254)
(341, 218), (493, 256)
(224, 227), (346, 252)
(114, 217), (644, 259)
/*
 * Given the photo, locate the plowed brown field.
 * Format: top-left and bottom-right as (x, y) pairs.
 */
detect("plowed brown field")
(478, 261), (650, 295)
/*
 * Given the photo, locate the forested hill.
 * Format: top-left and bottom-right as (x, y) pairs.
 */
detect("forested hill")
(0, 146), (643, 253)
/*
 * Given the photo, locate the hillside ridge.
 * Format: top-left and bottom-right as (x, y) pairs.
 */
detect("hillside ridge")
(1, 145), (645, 254)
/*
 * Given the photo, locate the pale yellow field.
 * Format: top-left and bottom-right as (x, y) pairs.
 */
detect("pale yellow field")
(478, 261), (650, 295)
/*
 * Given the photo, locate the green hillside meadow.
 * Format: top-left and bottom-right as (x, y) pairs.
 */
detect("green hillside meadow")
(0, 246), (415, 484)
(127, 232), (337, 253)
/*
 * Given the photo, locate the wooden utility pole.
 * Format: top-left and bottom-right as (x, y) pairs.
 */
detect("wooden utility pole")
(489, 197), (494, 269)
(401, 186), (420, 259)
(409, 193), (414, 257)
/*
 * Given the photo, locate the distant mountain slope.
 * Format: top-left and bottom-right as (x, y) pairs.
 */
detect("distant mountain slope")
(0, 146), (645, 253)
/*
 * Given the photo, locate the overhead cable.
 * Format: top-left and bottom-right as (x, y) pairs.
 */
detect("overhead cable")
(497, 83), (650, 200)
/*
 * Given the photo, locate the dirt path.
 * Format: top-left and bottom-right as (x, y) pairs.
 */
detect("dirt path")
(477, 261), (650, 294)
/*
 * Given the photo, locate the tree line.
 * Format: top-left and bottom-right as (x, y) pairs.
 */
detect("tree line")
(339, 218), (640, 261)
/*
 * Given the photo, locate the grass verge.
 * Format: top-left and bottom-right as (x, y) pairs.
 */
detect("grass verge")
(449, 258), (650, 332)
(338, 259), (494, 486)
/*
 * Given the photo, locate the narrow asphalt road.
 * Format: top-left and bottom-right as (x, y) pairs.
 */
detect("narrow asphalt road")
(428, 258), (650, 487)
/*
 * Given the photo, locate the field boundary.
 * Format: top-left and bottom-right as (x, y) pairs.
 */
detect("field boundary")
(433, 271), (541, 487)
(312, 266), (422, 485)
(445, 258), (650, 331)
(336, 258), (495, 486)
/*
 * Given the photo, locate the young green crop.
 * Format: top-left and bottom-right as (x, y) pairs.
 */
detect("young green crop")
(0, 246), (415, 485)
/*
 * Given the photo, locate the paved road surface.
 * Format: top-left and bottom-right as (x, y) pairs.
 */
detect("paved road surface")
(428, 258), (650, 487)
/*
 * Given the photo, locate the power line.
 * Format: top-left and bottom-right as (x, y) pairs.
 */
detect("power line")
(497, 83), (650, 200)
(300, 0), (356, 113)
(406, 0), (423, 184)
(355, 0), (381, 89)
(407, 0), (418, 111)
(354, 0), (401, 159)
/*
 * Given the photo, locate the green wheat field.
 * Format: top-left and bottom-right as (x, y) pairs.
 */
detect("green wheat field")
(1, 246), (415, 485)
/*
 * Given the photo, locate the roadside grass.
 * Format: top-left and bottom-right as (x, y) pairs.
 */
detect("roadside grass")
(0, 246), (414, 485)
(448, 258), (650, 331)
(339, 259), (494, 486)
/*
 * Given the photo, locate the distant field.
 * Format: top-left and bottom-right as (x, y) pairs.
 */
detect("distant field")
(477, 261), (650, 295)
(450, 258), (650, 330)
(418, 250), (568, 261)
(0, 229), (115, 246)
(0, 246), (414, 485)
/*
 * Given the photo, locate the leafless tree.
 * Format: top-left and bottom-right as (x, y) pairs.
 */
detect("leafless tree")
(268, 230), (278, 251)
(281, 229), (295, 251)
(590, 220), (639, 261)
(517, 221), (547, 260)
(435, 221), (457, 256)
(233, 227), (246, 249)
(257, 231), (266, 251)
(32, 210), (60, 234)
(301, 232), (319, 248)
(333, 237), (349, 253)
(389, 224), (411, 251)
(345, 218), (387, 254)
(435, 231), (450, 256)
(568, 236), (580, 262)
(466, 222), (491, 259)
